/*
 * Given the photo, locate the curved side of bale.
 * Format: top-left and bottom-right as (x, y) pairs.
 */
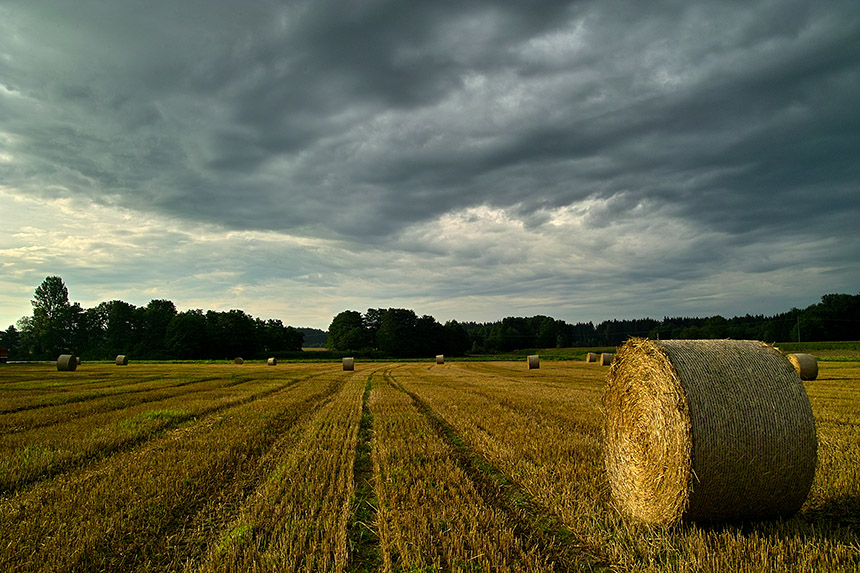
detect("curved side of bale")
(603, 338), (817, 525)
(586, 352), (599, 363)
(57, 354), (78, 372)
(233, 357), (244, 365)
(600, 352), (614, 366)
(527, 355), (540, 369)
(267, 357), (277, 366)
(436, 354), (444, 364)
(788, 353), (818, 381)
(343, 357), (355, 371)
(115, 355), (128, 366)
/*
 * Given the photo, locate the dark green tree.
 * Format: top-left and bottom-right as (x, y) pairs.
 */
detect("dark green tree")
(31, 276), (73, 358)
(327, 310), (369, 351)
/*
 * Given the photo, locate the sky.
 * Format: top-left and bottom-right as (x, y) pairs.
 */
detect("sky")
(1, 0), (859, 331)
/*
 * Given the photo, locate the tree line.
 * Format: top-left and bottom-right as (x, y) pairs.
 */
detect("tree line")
(1, 276), (858, 361)
(1, 276), (303, 361)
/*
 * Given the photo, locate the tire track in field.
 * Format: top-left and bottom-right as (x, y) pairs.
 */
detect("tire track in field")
(0, 371), (330, 496)
(347, 366), (389, 572)
(385, 370), (615, 571)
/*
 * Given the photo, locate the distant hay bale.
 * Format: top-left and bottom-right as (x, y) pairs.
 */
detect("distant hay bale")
(234, 357), (244, 365)
(600, 352), (614, 366)
(788, 353), (818, 381)
(586, 352), (599, 363)
(603, 338), (817, 526)
(527, 355), (540, 369)
(343, 357), (355, 371)
(436, 354), (444, 364)
(267, 357), (277, 366)
(115, 355), (128, 366)
(57, 354), (77, 372)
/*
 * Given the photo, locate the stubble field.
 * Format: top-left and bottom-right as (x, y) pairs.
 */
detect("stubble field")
(0, 358), (858, 572)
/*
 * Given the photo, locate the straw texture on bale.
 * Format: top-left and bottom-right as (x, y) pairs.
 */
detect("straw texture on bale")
(603, 338), (817, 526)
(436, 354), (444, 364)
(57, 354), (77, 372)
(115, 355), (128, 366)
(600, 352), (614, 366)
(527, 355), (540, 369)
(586, 352), (599, 363)
(343, 357), (355, 371)
(233, 357), (244, 365)
(267, 357), (277, 366)
(788, 353), (818, 381)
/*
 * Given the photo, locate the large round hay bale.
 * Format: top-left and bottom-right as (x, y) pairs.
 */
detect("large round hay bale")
(600, 352), (614, 366)
(603, 338), (816, 526)
(586, 352), (599, 363)
(267, 357), (277, 366)
(787, 353), (818, 381)
(57, 354), (78, 372)
(343, 357), (355, 371)
(436, 354), (444, 365)
(233, 357), (244, 365)
(527, 355), (540, 369)
(115, 355), (128, 366)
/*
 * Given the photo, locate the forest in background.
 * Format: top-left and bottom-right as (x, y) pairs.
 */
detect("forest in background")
(1, 276), (858, 360)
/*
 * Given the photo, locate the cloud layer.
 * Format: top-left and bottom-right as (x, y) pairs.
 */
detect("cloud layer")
(1, 1), (858, 329)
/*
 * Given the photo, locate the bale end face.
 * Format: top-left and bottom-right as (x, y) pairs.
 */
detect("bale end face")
(603, 338), (817, 526)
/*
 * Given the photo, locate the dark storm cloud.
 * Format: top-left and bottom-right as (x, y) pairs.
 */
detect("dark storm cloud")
(1, 0), (859, 329)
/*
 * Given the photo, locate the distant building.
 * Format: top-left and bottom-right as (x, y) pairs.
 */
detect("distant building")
(0, 348), (8, 363)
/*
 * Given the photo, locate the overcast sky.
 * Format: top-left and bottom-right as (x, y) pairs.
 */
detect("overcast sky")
(1, 0), (858, 331)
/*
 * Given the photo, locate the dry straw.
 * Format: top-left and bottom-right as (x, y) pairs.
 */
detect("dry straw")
(233, 357), (244, 365)
(267, 357), (277, 366)
(600, 352), (614, 366)
(586, 352), (599, 363)
(115, 355), (128, 366)
(788, 353), (818, 381)
(527, 355), (540, 369)
(436, 354), (444, 364)
(603, 338), (816, 526)
(57, 354), (77, 372)
(343, 357), (355, 371)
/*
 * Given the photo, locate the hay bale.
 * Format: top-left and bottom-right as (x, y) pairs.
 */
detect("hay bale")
(436, 354), (444, 365)
(343, 357), (355, 371)
(586, 352), (600, 363)
(788, 353), (818, 381)
(76, 356), (81, 365)
(600, 352), (614, 366)
(267, 357), (277, 366)
(234, 357), (244, 365)
(57, 354), (77, 372)
(527, 355), (540, 369)
(603, 338), (816, 526)
(115, 355), (128, 366)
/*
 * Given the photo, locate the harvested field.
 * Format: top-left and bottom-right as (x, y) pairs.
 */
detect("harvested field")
(0, 359), (858, 571)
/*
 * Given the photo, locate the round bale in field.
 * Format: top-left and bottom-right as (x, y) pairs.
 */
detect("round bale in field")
(234, 357), (244, 365)
(788, 353), (818, 381)
(267, 357), (277, 366)
(115, 355), (128, 366)
(343, 357), (355, 371)
(527, 355), (540, 369)
(436, 354), (445, 364)
(600, 352), (614, 366)
(586, 352), (599, 363)
(57, 354), (78, 371)
(603, 338), (816, 526)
